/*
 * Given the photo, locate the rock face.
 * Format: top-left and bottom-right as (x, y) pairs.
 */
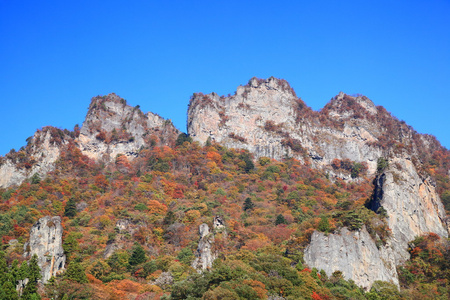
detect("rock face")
(367, 156), (448, 263)
(304, 227), (398, 290)
(78, 93), (179, 162)
(192, 217), (227, 271)
(24, 216), (66, 283)
(188, 78), (384, 174)
(0, 93), (180, 189)
(192, 223), (216, 271)
(0, 128), (67, 188)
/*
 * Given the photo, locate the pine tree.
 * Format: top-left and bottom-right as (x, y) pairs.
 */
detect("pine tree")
(243, 198), (255, 211)
(0, 252), (8, 285)
(64, 261), (88, 283)
(2, 280), (18, 300)
(129, 243), (146, 266)
(21, 254), (41, 300)
(275, 214), (288, 225)
(64, 197), (77, 218)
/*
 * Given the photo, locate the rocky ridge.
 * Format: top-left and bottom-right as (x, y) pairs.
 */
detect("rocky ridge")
(78, 93), (179, 162)
(0, 93), (179, 188)
(0, 127), (69, 188)
(0, 77), (448, 291)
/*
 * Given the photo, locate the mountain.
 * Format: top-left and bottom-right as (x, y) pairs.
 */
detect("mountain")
(188, 77), (449, 288)
(0, 78), (448, 299)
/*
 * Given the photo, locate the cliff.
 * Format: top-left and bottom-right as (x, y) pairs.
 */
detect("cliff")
(24, 216), (66, 283)
(0, 93), (180, 188)
(0, 127), (69, 188)
(304, 226), (398, 290)
(366, 156), (448, 263)
(78, 93), (180, 162)
(187, 78), (386, 174)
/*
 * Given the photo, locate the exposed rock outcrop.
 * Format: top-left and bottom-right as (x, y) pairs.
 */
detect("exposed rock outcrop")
(192, 223), (216, 271)
(367, 156), (448, 263)
(78, 93), (179, 162)
(0, 93), (180, 189)
(304, 226), (398, 290)
(0, 128), (68, 188)
(188, 78), (384, 174)
(24, 216), (66, 283)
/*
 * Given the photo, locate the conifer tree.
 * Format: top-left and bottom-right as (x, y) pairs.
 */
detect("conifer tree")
(21, 254), (42, 300)
(129, 243), (146, 266)
(64, 261), (88, 283)
(275, 214), (288, 225)
(64, 197), (77, 218)
(2, 280), (19, 300)
(243, 198), (255, 211)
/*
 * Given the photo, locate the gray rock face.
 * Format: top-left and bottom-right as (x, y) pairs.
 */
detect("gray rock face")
(0, 128), (66, 188)
(78, 93), (179, 162)
(24, 216), (66, 283)
(304, 227), (398, 290)
(187, 77), (383, 174)
(371, 157), (448, 263)
(192, 223), (216, 271)
(0, 93), (180, 189)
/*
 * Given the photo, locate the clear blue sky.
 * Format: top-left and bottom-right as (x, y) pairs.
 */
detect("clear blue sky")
(1, 0), (449, 156)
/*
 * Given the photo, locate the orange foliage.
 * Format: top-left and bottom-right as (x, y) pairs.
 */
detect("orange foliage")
(148, 200), (167, 215)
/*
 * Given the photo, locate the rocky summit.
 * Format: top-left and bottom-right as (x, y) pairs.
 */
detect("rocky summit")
(0, 77), (449, 299)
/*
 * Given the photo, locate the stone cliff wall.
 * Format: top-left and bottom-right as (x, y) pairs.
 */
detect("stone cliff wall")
(24, 216), (66, 283)
(304, 226), (398, 290)
(192, 223), (216, 271)
(78, 93), (179, 162)
(370, 156), (448, 263)
(0, 128), (66, 188)
(187, 78), (383, 174)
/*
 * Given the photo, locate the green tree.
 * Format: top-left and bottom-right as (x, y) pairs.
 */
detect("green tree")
(243, 198), (255, 211)
(64, 197), (77, 218)
(129, 243), (146, 266)
(175, 133), (192, 146)
(177, 247), (194, 265)
(2, 281), (18, 300)
(64, 261), (88, 283)
(318, 216), (330, 233)
(377, 157), (389, 173)
(30, 173), (41, 185)
(275, 214), (288, 225)
(0, 252), (8, 285)
(62, 233), (79, 260)
(21, 254), (41, 300)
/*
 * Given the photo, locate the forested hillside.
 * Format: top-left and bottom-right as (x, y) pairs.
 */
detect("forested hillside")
(0, 135), (448, 299)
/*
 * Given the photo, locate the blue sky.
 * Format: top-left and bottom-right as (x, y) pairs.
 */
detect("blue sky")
(1, 0), (449, 156)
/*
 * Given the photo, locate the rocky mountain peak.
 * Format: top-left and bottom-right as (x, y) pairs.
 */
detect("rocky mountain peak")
(322, 92), (378, 120)
(78, 93), (179, 162)
(0, 126), (70, 188)
(246, 76), (297, 96)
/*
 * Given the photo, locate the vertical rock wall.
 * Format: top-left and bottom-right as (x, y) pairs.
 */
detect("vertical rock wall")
(304, 227), (398, 290)
(192, 223), (216, 271)
(373, 157), (448, 263)
(24, 216), (66, 283)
